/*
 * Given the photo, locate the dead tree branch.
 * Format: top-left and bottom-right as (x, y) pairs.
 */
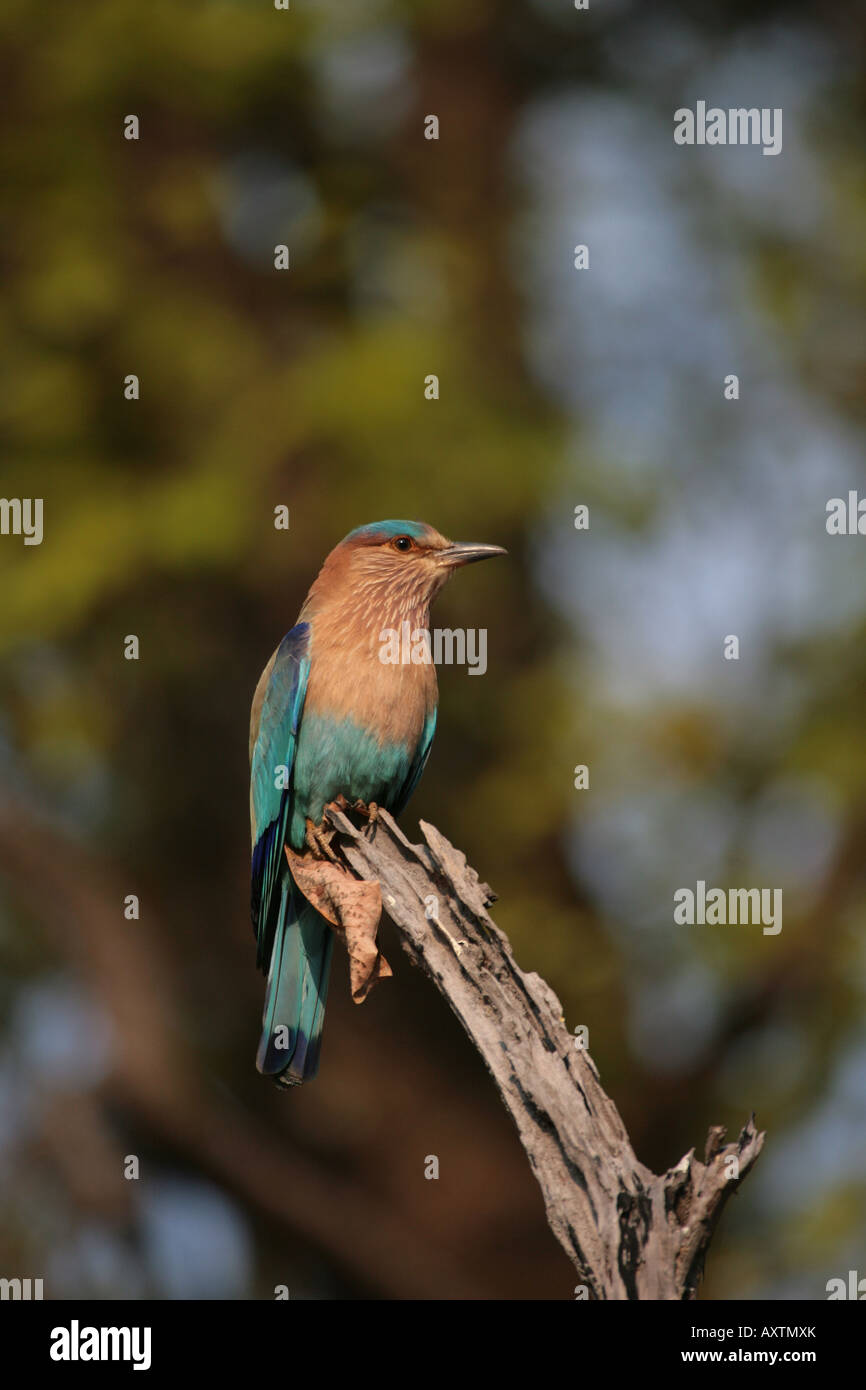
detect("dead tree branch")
(324, 805), (765, 1301)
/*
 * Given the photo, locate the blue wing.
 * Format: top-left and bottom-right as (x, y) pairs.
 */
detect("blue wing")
(392, 706), (437, 816)
(250, 622), (311, 970)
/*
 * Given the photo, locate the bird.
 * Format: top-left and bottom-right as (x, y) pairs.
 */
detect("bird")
(249, 520), (506, 1087)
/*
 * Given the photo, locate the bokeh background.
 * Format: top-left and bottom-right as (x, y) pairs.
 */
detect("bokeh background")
(1, 0), (865, 1299)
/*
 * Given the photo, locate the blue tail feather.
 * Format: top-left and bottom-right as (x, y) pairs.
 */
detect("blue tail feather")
(256, 876), (334, 1087)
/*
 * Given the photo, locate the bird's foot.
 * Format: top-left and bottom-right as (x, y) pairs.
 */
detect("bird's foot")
(305, 817), (340, 863)
(332, 796), (379, 837)
(355, 800), (379, 839)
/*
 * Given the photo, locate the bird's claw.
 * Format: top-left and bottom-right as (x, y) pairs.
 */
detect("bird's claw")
(305, 817), (340, 863)
(323, 796), (379, 844)
(358, 800), (379, 839)
(333, 797), (379, 838)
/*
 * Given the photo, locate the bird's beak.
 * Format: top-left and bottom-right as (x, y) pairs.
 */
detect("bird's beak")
(438, 541), (508, 568)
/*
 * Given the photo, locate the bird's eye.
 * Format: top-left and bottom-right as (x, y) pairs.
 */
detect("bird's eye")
(393, 536), (413, 552)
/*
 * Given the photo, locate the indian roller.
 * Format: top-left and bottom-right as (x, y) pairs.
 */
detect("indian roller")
(249, 520), (506, 1087)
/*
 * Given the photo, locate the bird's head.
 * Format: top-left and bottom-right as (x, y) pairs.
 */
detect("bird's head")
(302, 520), (506, 623)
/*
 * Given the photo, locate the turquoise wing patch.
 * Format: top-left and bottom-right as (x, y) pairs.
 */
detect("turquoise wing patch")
(393, 706), (438, 816)
(250, 623), (311, 969)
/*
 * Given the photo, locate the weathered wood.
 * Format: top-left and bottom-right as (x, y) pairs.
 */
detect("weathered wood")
(324, 804), (765, 1300)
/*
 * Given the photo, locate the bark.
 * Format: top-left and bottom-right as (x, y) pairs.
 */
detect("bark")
(324, 804), (765, 1301)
